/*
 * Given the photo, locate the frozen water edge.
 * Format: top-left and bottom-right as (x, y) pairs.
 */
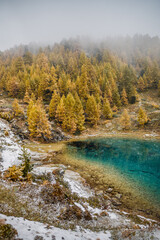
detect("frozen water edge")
(0, 213), (111, 240)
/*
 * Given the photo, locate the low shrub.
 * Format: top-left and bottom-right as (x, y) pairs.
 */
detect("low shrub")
(0, 223), (17, 240)
(0, 112), (14, 121)
(5, 147), (33, 181)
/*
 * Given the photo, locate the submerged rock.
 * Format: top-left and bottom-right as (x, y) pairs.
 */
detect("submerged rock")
(105, 122), (113, 129)
(115, 193), (122, 199)
(107, 188), (113, 193)
(112, 198), (122, 206)
(96, 190), (104, 196)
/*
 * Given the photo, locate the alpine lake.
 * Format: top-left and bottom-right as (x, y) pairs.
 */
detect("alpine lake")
(66, 137), (160, 217)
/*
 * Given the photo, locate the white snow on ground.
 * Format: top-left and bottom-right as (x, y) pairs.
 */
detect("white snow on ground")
(107, 211), (118, 220)
(144, 133), (159, 137)
(74, 202), (86, 212)
(32, 166), (58, 175)
(137, 215), (157, 223)
(0, 214), (111, 240)
(154, 230), (160, 239)
(63, 170), (93, 198)
(87, 205), (103, 215)
(87, 205), (120, 220)
(28, 150), (49, 161)
(31, 166), (60, 184)
(0, 119), (22, 171)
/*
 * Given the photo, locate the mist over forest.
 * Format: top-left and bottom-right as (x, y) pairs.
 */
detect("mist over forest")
(0, 0), (160, 50)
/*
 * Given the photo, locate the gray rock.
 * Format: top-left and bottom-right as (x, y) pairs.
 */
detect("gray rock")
(105, 123), (112, 128)
(112, 198), (122, 206)
(34, 236), (44, 240)
(115, 193), (122, 199)
(96, 190), (103, 196)
(107, 188), (113, 193)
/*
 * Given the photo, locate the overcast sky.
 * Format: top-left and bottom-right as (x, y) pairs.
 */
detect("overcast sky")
(0, 0), (160, 51)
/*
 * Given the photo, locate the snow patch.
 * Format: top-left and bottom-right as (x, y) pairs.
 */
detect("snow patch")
(32, 166), (58, 175)
(32, 166), (60, 184)
(87, 205), (103, 215)
(137, 214), (157, 223)
(0, 119), (22, 171)
(154, 229), (160, 239)
(63, 170), (93, 198)
(107, 211), (118, 220)
(144, 133), (159, 137)
(74, 202), (86, 212)
(0, 213), (111, 240)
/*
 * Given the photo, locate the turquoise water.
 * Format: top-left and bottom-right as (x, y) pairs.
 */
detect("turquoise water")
(67, 138), (160, 206)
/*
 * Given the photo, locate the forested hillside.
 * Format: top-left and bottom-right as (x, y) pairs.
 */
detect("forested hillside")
(0, 35), (160, 138)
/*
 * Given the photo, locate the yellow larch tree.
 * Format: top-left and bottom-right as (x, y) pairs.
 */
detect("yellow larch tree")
(12, 99), (24, 117)
(86, 95), (100, 126)
(56, 95), (66, 124)
(102, 98), (113, 119)
(28, 102), (51, 139)
(121, 88), (128, 105)
(49, 91), (60, 119)
(120, 109), (131, 130)
(138, 107), (148, 126)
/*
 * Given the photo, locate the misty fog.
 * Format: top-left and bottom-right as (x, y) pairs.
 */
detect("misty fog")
(0, 0), (160, 51)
